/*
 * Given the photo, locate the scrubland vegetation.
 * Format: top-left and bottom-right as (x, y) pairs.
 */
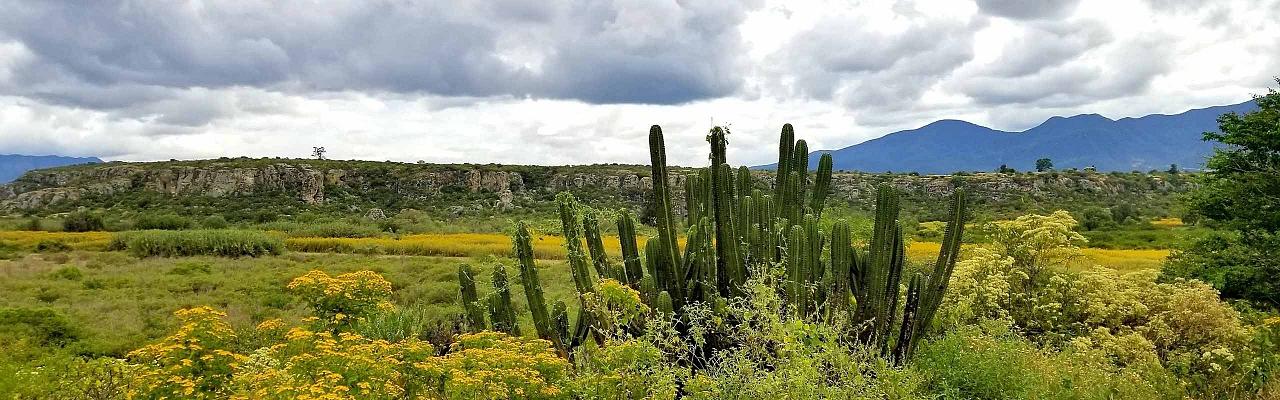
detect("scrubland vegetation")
(0, 87), (1277, 399)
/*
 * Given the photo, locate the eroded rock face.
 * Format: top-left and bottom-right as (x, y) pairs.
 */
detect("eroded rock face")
(0, 160), (1192, 212)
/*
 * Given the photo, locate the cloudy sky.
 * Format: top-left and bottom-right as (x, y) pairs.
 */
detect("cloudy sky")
(0, 0), (1276, 166)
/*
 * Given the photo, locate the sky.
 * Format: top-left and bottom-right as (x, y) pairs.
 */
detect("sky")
(0, 0), (1276, 167)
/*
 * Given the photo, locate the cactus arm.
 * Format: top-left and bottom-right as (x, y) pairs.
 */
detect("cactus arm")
(457, 264), (486, 333)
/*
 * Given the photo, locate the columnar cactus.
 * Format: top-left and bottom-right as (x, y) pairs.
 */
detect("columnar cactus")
(514, 222), (557, 348)
(616, 210), (643, 288)
(582, 211), (613, 280)
(457, 264), (486, 333)
(710, 130), (746, 297)
(648, 126), (684, 283)
(487, 264), (521, 336)
(810, 153), (833, 218)
(558, 192), (595, 295)
(462, 122), (969, 365)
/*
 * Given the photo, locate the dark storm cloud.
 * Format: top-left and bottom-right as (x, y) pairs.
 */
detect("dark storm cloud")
(975, 0), (1081, 19)
(0, 0), (758, 108)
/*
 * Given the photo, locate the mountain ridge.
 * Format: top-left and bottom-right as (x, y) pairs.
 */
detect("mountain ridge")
(0, 154), (103, 183)
(766, 100), (1256, 174)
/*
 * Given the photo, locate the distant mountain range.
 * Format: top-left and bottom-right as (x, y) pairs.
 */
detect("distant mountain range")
(0, 154), (102, 183)
(762, 100), (1257, 174)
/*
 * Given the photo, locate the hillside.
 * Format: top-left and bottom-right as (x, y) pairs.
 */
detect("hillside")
(0, 158), (1193, 221)
(767, 100), (1256, 174)
(0, 154), (102, 183)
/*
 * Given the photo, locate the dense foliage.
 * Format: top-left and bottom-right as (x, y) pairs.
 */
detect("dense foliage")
(1164, 82), (1280, 308)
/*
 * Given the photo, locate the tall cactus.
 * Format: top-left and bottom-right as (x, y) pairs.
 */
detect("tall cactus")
(902, 190), (968, 358)
(457, 264), (486, 333)
(736, 166), (753, 201)
(709, 127), (746, 297)
(616, 210), (643, 288)
(513, 222), (557, 348)
(809, 153), (833, 217)
(487, 265), (521, 336)
(648, 125), (683, 282)
(853, 185), (903, 349)
(774, 124), (795, 202)
(480, 121), (970, 365)
(582, 211), (612, 280)
(558, 192), (595, 295)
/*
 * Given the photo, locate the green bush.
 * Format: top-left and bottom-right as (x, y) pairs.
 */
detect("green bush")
(201, 215), (229, 229)
(62, 211), (105, 232)
(111, 230), (284, 258)
(0, 308), (81, 347)
(35, 240), (71, 253)
(133, 214), (193, 230)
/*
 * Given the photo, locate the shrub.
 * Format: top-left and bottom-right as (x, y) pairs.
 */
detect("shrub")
(127, 307), (245, 399)
(288, 270), (393, 328)
(201, 215), (229, 229)
(134, 213), (193, 230)
(35, 240), (71, 253)
(63, 211), (105, 232)
(0, 308), (81, 347)
(112, 230), (283, 258)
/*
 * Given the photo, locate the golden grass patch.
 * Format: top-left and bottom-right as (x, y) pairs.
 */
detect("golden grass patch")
(1150, 217), (1184, 228)
(286, 233), (677, 260)
(0, 231), (112, 251)
(908, 241), (1169, 272)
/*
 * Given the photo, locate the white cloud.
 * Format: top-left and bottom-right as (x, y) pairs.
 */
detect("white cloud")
(0, 0), (1275, 164)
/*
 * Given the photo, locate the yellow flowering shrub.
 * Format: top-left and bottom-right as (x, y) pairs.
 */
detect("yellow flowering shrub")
(414, 331), (570, 399)
(288, 270), (393, 327)
(583, 278), (650, 336)
(984, 210), (1087, 283)
(127, 306), (247, 399)
(230, 327), (434, 400)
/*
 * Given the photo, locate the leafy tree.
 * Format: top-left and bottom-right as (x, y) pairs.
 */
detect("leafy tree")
(1034, 158), (1054, 172)
(1079, 207), (1114, 231)
(1110, 202), (1138, 225)
(1163, 81), (1280, 308)
(997, 164), (1016, 174)
(62, 211), (104, 232)
(1167, 164), (1180, 174)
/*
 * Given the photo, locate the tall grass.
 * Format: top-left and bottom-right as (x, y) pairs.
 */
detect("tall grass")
(111, 230), (283, 258)
(285, 233), (669, 259)
(0, 231), (112, 251)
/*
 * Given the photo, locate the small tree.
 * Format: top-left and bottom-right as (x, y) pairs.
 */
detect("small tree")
(1110, 202), (1139, 225)
(1035, 158), (1054, 172)
(1164, 81), (1280, 307)
(997, 164), (1016, 174)
(63, 211), (105, 232)
(311, 146), (326, 160)
(1167, 164), (1180, 174)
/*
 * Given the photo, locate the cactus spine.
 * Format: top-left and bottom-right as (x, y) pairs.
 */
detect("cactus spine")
(457, 264), (486, 333)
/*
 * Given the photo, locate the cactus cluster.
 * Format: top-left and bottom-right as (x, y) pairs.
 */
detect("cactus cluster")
(459, 122), (968, 363)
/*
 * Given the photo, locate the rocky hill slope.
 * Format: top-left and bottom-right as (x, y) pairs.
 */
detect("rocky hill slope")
(0, 158), (1193, 221)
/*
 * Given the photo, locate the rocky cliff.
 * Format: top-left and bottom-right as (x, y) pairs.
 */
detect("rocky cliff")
(0, 158), (1193, 216)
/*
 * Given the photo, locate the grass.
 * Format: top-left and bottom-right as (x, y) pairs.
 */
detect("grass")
(285, 233), (679, 259)
(0, 251), (579, 358)
(110, 230), (284, 258)
(0, 231), (112, 252)
(906, 241), (1170, 273)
